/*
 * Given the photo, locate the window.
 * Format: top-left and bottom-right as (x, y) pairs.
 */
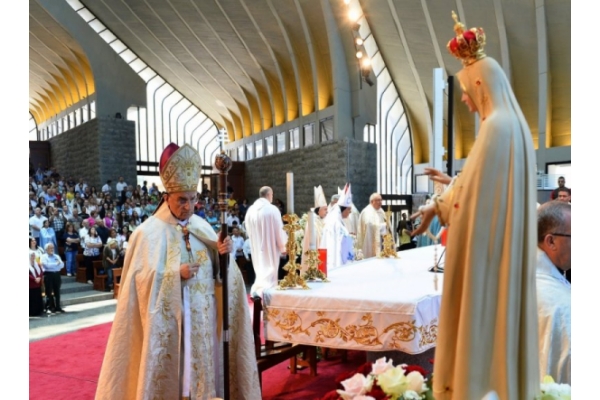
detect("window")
(255, 139), (263, 158)
(289, 127), (300, 150)
(276, 132), (286, 153)
(246, 143), (254, 161)
(265, 136), (274, 156)
(320, 117), (334, 142)
(237, 146), (245, 161)
(304, 123), (314, 147)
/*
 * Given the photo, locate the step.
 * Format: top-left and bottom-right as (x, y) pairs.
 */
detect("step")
(61, 290), (115, 306)
(60, 281), (94, 295)
(29, 299), (117, 342)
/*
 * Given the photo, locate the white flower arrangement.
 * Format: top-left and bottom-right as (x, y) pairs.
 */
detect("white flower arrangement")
(326, 359), (571, 400)
(335, 357), (429, 400)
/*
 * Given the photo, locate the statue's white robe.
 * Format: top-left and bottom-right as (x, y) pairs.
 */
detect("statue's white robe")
(432, 57), (539, 400)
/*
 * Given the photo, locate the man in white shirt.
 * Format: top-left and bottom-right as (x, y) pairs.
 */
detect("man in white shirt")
(79, 219), (90, 251)
(244, 186), (287, 297)
(102, 180), (113, 195)
(536, 200), (571, 384)
(230, 227), (245, 258)
(226, 211), (241, 227)
(75, 178), (88, 194)
(115, 176), (127, 193)
(29, 207), (47, 240)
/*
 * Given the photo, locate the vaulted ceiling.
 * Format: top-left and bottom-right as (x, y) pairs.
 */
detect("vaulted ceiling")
(30, 0), (570, 162)
(29, 0), (95, 124)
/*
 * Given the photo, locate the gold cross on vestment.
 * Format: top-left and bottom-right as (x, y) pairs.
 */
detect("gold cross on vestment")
(196, 249), (208, 264)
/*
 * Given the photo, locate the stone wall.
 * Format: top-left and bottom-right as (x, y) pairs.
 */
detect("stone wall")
(244, 138), (377, 213)
(49, 117), (137, 190)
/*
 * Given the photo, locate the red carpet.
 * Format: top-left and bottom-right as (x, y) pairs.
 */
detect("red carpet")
(29, 322), (365, 399)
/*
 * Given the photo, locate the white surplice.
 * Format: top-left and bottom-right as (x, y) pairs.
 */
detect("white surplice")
(244, 198), (287, 297)
(320, 206), (354, 271)
(357, 204), (387, 259)
(536, 248), (571, 384)
(95, 202), (260, 400)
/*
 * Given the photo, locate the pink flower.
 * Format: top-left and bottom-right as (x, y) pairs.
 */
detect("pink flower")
(337, 373), (373, 399)
(371, 357), (394, 375)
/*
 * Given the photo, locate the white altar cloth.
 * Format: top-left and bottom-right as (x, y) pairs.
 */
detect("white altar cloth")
(263, 246), (444, 354)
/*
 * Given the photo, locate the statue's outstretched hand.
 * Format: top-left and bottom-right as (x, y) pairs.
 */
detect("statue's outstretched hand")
(424, 168), (452, 185)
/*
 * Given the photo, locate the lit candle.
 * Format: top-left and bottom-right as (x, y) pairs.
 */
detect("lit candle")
(308, 211), (316, 250)
(286, 172), (294, 214)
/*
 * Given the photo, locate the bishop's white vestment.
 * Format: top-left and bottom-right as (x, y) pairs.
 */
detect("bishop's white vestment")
(357, 204), (387, 259)
(244, 198), (287, 297)
(320, 207), (354, 271)
(95, 203), (260, 400)
(536, 248), (571, 384)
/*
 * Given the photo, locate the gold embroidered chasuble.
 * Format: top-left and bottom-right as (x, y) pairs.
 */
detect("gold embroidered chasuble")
(357, 204), (387, 259)
(95, 203), (260, 400)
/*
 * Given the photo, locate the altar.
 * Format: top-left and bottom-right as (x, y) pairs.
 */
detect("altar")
(262, 245), (444, 355)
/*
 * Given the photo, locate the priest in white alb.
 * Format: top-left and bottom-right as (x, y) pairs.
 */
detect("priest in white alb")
(357, 193), (387, 258)
(95, 143), (260, 400)
(320, 183), (354, 271)
(300, 185), (328, 272)
(244, 186), (287, 297)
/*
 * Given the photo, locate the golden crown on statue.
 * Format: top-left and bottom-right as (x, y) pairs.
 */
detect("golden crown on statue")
(447, 11), (486, 66)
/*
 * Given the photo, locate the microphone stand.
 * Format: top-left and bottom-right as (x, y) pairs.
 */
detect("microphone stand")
(215, 152), (232, 400)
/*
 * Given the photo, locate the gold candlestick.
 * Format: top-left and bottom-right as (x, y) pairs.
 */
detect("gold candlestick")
(378, 205), (399, 259)
(277, 213), (310, 290)
(301, 249), (329, 282)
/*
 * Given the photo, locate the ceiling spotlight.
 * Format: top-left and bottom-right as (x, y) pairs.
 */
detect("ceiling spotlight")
(343, 0), (351, 4)
(348, 9), (360, 22)
(356, 37), (364, 46)
(356, 51), (363, 59)
(362, 58), (371, 68)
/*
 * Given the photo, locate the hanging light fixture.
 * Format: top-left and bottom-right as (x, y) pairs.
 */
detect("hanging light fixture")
(356, 50), (363, 59)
